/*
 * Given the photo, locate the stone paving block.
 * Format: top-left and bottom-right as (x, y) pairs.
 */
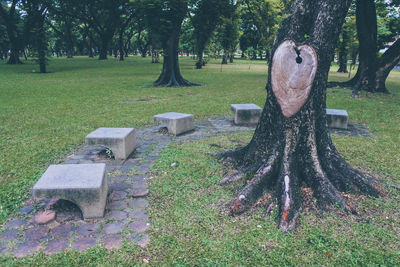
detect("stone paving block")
(107, 200), (128, 210)
(128, 221), (149, 233)
(13, 241), (41, 258)
(110, 190), (127, 201)
(128, 198), (149, 210)
(106, 210), (128, 221)
(154, 112), (194, 135)
(44, 239), (68, 255)
(51, 224), (75, 238)
(19, 205), (34, 215)
(32, 164), (108, 219)
(25, 226), (49, 241)
(86, 128), (136, 159)
(326, 109), (348, 129)
(76, 223), (98, 237)
(6, 219), (26, 228)
(72, 237), (97, 251)
(127, 210), (148, 221)
(103, 222), (124, 234)
(103, 234), (122, 250)
(0, 229), (19, 242)
(230, 104), (262, 125)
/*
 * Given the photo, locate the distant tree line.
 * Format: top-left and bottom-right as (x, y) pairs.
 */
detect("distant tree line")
(0, 0), (399, 90)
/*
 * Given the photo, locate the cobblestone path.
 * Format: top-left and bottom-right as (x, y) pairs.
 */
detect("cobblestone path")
(0, 117), (369, 257)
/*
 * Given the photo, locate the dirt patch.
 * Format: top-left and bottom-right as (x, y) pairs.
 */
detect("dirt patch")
(120, 98), (159, 103)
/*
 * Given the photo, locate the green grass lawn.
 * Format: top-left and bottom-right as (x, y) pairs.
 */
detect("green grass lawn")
(0, 56), (399, 265)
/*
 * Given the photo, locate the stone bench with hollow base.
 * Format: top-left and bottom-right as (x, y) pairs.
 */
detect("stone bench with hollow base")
(32, 163), (108, 219)
(153, 112), (194, 135)
(231, 104), (262, 125)
(85, 128), (136, 160)
(326, 109), (348, 129)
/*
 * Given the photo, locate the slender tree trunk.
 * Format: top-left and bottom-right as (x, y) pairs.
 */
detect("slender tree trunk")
(65, 20), (73, 58)
(222, 51), (228, 64)
(196, 44), (205, 69)
(38, 20), (47, 73)
(337, 32), (348, 73)
(219, 0), (382, 232)
(154, 23), (197, 87)
(119, 31), (124, 61)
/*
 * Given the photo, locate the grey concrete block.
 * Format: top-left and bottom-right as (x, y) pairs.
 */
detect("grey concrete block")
(85, 128), (136, 159)
(153, 112), (194, 135)
(33, 164), (108, 219)
(326, 109), (348, 129)
(230, 104), (262, 125)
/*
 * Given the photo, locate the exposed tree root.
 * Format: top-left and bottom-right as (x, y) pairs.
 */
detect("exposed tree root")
(219, 164), (259, 185)
(220, 126), (383, 232)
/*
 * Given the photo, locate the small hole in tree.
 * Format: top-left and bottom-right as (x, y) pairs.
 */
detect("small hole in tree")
(293, 47), (302, 64)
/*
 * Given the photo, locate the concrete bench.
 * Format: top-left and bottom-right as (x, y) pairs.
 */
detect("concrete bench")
(85, 128), (136, 160)
(326, 109), (348, 129)
(153, 112), (194, 135)
(32, 164), (108, 219)
(231, 104), (262, 125)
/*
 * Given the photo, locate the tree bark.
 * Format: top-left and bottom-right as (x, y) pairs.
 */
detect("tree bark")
(373, 39), (400, 92)
(154, 22), (196, 87)
(5, 22), (22, 64)
(37, 16), (47, 73)
(196, 43), (205, 69)
(337, 31), (348, 73)
(65, 20), (74, 59)
(219, 0), (382, 232)
(221, 52), (228, 64)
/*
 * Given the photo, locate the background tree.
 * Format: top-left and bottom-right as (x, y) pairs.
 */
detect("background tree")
(135, 0), (196, 87)
(179, 18), (194, 56)
(217, 1), (239, 64)
(47, 4), (78, 58)
(329, 0), (400, 94)
(50, 0), (129, 60)
(240, 0), (283, 62)
(23, 0), (48, 73)
(189, 0), (229, 69)
(0, 15), (9, 60)
(0, 0), (25, 64)
(220, 0), (382, 232)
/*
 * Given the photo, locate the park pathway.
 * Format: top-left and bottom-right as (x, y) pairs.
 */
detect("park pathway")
(0, 116), (369, 257)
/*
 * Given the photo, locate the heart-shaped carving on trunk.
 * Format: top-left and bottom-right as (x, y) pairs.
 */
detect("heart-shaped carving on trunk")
(271, 40), (318, 118)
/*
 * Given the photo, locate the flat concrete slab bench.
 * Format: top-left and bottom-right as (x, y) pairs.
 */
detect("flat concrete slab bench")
(153, 112), (194, 135)
(85, 128), (136, 160)
(32, 164), (108, 219)
(231, 104), (262, 125)
(326, 109), (348, 129)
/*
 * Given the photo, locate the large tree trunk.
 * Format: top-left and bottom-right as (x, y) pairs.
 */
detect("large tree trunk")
(154, 23), (196, 87)
(373, 39), (400, 92)
(220, 0), (382, 232)
(6, 26), (22, 64)
(98, 36), (110, 60)
(328, 0), (398, 93)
